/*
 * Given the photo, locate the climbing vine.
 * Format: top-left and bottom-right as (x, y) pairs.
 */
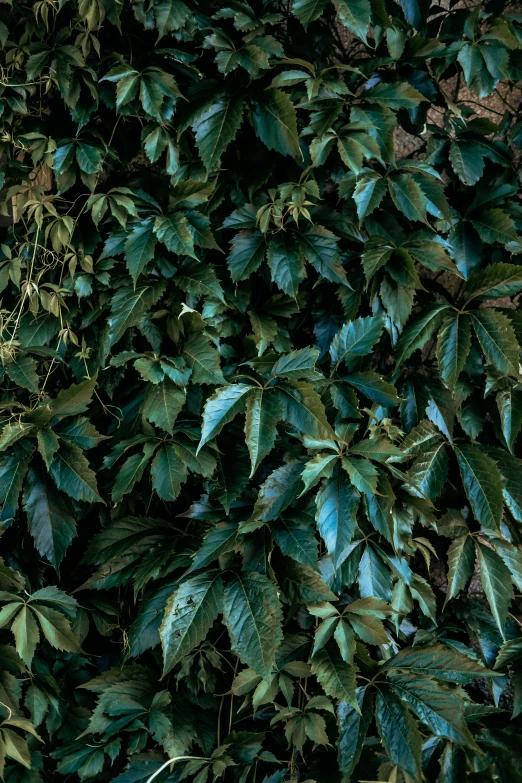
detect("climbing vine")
(0, 0), (521, 781)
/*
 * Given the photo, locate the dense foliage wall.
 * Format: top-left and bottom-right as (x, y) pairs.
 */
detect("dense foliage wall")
(1, 0), (522, 781)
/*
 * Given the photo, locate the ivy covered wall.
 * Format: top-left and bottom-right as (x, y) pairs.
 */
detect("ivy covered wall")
(0, 0), (522, 782)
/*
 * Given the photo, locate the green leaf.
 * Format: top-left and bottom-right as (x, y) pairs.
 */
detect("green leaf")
(223, 572), (283, 679)
(279, 555), (337, 603)
(349, 437), (402, 461)
(272, 347), (321, 380)
(444, 535), (475, 605)
(18, 313), (60, 349)
(297, 226), (348, 286)
(76, 142), (102, 174)
(365, 468), (394, 540)
(301, 453), (337, 495)
(50, 374), (98, 418)
(472, 208), (518, 246)
(383, 643), (498, 683)
(187, 522), (239, 575)
(365, 81), (426, 109)
(292, 0), (328, 27)
(56, 418), (105, 451)
(497, 389), (522, 454)
(143, 379), (186, 433)
(154, 212), (197, 259)
(353, 174), (387, 221)
(112, 443), (156, 503)
(410, 574), (437, 621)
(215, 443), (250, 515)
(49, 443), (103, 504)
(491, 537), (522, 592)
(342, 456), (378, 495)
(31, 605), (80, 653)
(227, 231), (266, 283)
(448, 221), (482, 279)
(0, 451), (31, 525)
(23, 467), (76, 569)
(267, 233), (306, 297)
(245, 388), (282, 475)
(395, 303), (450, 365)
(489, 447), (522, 522)
(140, 69), (181, 119)
(160, 572), (223, 674)
(108, 283), (165, 346)
(124, 221), (158, 282)
(272, 518), (318, 568)
(347, 611), (389, 646)
(198, 384), (253, 450)
(6, 356), (39, 394)
(455, 444), (503, 531)
(332, 0), (371, 43)
(477, 542), (513, 639)
(37, 429), (60, 469)
(252, 90), (301, 158)
(250, 311), (278, 355)
(437, 312), (471, 392)
(406, 440), (447, 501)
(465, 262), (522, 302)
(315, 466), (359, 568)
(329, 315), (384, 366)
(0, 601), (23, 631)
(425, 384), (455, 442)
(0, 422), (34, 452)
(388, 173), (428, 224)
(12, 607), (39, 668)
(127, 581), (177, 656)
(406, 238), (459, 276)
(83, 516), (162, 565)
(387, 672), (476, 747)
(351, 105), (396, 164)
(193, 96), (245, 171)
(278, 380), (335, 439)
(185, 210), (221, 251)
(375, 688), (423, 780)
(311, 645), (357, 706)
(154, 0), (190, 38)
(471, 309), (520, 377)
(449, 140), (485, 185)
(175, 260), (226, 304)
(182, 332), (226, 385)
(338, 690), (374, 780)
(151, 443), (187, 501)
(358, 545), (392, 601)
(343, 372), (401, 407)
(495, 637), (522, 670)
(248, 460), (304, 526)
(458, 43), (483, 85)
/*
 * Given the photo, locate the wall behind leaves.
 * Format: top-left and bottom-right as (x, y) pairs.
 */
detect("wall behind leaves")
(0, 0), (522, 780)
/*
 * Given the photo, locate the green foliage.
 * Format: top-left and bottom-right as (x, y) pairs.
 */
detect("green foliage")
(0, 0), (521, 782)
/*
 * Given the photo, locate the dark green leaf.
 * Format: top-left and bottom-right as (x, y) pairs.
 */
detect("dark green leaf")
(455, 444), (503, 531)
(223, 572), (283, 679)
(161, 572), (224, 674)
(23, 467), (76, 569)
(252, 90), (301, 158)
(375, 688), (423, 780)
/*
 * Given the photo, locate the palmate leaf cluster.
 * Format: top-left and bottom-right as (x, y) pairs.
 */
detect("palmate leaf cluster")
(0, 0), (522, 781)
